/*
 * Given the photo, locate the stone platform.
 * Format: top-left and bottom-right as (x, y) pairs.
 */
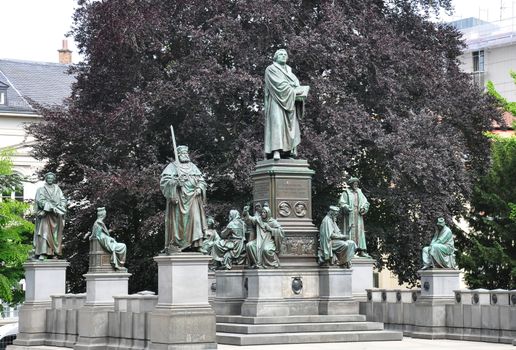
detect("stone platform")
(216, 314), (402, 345)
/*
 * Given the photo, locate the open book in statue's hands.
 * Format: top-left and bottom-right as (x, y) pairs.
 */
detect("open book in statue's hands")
(295, 85), (309, 101)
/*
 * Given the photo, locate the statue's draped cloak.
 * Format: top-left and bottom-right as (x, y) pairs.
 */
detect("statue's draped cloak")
(33, 184), (66, 256)
(422, 225), (456, 268)
(264, 62), (303, 155)
(339, 188), (369, 251)
(245, 211), (284, 268)
(160, 161), (207, 250)
(318, 215), (356, 265)
(91, 220), (126, 269)
(212, 214), (246, 269)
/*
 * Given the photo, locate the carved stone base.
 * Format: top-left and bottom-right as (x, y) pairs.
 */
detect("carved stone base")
(251, 159), (318, 267)
(351, 257), (375, 300)
(13, 260), (69, 347)
(418, 269), (461, 301)
(148, 253), (216, 350)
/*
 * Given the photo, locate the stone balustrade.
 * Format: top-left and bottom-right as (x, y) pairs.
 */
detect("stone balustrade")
(361, 288), (516, 344)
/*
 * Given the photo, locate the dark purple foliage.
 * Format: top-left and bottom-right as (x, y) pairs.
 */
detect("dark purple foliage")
(29, 0), (499, 290)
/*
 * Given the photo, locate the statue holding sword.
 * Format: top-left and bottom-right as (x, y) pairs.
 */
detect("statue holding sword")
(160, 126), (207, 253)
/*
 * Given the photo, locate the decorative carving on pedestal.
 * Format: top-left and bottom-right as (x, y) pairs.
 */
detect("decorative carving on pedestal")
(278, 201), (292, 217)
(294, 201), (307, 217)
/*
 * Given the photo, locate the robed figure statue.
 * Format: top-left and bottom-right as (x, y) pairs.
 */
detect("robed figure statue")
(160, 145), (207, 252)
(339, 177), (370, 257)
(264, 49), (309, 160)
(33, 172), (66, 260)
(318, 206), (356, 268)
(422, 217), (457, 269)
(211, 210), (246, 270)
(90, 207), (127, 270)
(243, 205), (284, 268)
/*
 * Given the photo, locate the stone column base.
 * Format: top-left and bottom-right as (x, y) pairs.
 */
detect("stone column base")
(74, 305), (112, 350)
(84, 272), (131, 306)
(13, 260), (69, 347)
(351, 257), (375, 300)
(213, 269), (246, 316)
(149, 254), (216, 349)
(241, 269), (290, 317)
(418, 269), (461, 301)
(319, 267), (358, 315)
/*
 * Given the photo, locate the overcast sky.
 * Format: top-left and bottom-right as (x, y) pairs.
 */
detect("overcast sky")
(0, 0), (512, 64)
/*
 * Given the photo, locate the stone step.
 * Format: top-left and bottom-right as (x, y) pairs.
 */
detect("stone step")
(216, 329), (403, 345)
(217, 321), (384, 334)
(216, 314), (366, 324)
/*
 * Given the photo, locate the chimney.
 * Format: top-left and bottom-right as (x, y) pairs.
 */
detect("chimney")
(58, 39), (72, 64)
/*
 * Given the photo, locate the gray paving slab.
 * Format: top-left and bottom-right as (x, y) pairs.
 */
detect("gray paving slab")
(218, 337), (515, 349)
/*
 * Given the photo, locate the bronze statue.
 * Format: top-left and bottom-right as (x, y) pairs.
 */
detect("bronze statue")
(33, 172), (66, 260)
(339, 177), (370, 257)
(211, 210), (246, 270)
(160, 145), (207, 253)
(89, 207), (127, 270)
(243, 204), (284, 268)
(422, 217), (456, 269)
(318, 206), (356, 268)
(264, 49), (309, 160)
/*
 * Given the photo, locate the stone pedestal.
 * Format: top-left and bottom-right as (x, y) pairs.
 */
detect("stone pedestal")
(251, 159), (318, 267)
(319, 267), (358, 315)
(148, 253), (217, 350)
(213, 269), (246, 316)
(411, 269), (461, 339)
(351, 257), (375, 300)
(74, 271), (130, 349)
(419, 269), (461, 301)
(13, 260), (69, 346)
(241, 269), (290, 317)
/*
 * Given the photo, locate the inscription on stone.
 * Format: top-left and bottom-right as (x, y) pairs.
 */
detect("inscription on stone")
(276, 179), (309, 198)
(254, 180), (270, 200)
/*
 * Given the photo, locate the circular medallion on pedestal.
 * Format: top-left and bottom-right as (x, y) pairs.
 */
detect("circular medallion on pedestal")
(381, 291), (387, 301)
(423, 281), (430, 291)
(291, 277), (303, 294)
(412, 291), (418, 302)
(294, 201), (307, 217)
(367, 290), (372, 301)
(396, 291), (401, 302)
(455, 292), (461, 303)
(511, 294), (516, 305)
(491, 294), (498, 304)
(278, 201), (292, 217)
(473, 293), (479, 304)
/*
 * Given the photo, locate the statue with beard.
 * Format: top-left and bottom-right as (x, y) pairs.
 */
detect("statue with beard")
(160, 145), (207, 253)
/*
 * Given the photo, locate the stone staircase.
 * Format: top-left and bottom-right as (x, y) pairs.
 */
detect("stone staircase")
(216, 314), (403, 346)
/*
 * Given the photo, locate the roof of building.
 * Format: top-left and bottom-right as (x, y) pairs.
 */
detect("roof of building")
(0, 59), (75, 115)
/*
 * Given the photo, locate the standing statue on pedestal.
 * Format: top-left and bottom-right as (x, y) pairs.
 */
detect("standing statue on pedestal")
(264, 49), (309, 160)
(422, 217), (457, 269)
(90, 207), (127, 270)
(200, 217), (220, 255)
(339, 177), (370, 257)
(33, 172), (67, 260)
(211, 210), (246, 270)
(243, 205), (284, 268)
(318, 206), (357, 268)
(160, 145), (207, 253)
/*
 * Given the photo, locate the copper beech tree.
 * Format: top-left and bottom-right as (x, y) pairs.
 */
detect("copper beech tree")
(29, 0), (500, 291)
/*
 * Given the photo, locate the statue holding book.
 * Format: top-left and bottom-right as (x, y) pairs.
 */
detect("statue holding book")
(264, 49), (309, 160)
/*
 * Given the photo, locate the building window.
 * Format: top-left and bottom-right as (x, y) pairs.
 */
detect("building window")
(0, 91), (5, 105)
(473, 50), (484, 72)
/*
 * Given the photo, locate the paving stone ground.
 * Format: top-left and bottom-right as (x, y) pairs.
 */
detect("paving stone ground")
(218, 338), (514, 350)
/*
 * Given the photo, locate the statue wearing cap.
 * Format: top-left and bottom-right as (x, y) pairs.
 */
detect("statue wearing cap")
(33, 172), (67, 260)
(339, 177), (370, 257)
(421, 217), (456, 269)
(160, 145), (207, 252)
(90, 207), (127, 270)
(318, 206), (356, 267)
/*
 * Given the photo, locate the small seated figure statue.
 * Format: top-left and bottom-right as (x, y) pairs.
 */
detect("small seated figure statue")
(90, 207), (127, 271)
(211, 210), (246, 270)
(421, 217), (457, 270)
(318, 205), (356, 268)
(243, 204), (284, 269)
(200, 217), (220, 255)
